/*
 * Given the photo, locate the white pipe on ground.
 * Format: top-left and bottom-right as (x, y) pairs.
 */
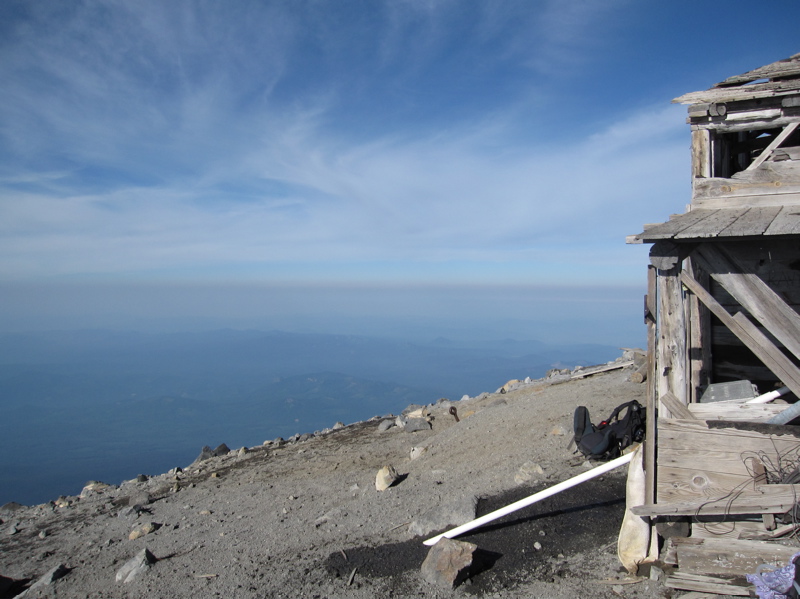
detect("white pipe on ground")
(423, 451), (634, 546)
(746, 386), (790, 404)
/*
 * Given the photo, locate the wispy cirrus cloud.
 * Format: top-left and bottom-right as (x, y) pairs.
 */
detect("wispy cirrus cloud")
(0, 0), (685, 285)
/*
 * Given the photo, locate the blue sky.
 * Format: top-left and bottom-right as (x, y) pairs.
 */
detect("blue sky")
(0, 1), (798, 338)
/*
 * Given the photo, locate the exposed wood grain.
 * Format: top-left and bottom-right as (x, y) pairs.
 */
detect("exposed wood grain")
(690, 519), (766, 540)
(674, 79), (800, 104)
(692, 129), (711, 179)
(687, 258), (711, 401)
(692, 243), (800, 361)
(674, 536), (798, 576)
(680, 272), (800, 399)
(677, 210), (749, 239)
(664, 572), (751, 595)
(632, 486), (800, 516)
(645, 265), (657, 509)
(687, 402), (786, 422)
(765, 204), (800, 235)
(636, 210), (718, 241)
(656, 418), (800, 508)
(661, 393), (695, 420)
(718, 206), (782, 236)
(658, 269), (688, 416)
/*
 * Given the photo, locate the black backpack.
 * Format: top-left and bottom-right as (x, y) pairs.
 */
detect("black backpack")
(573, 400), (646, 460)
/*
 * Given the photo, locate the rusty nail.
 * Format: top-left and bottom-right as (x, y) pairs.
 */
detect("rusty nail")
(449, 406), (460, 422)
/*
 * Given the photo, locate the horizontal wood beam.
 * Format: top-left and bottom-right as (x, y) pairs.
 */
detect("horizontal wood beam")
(632, 484), (800, 516)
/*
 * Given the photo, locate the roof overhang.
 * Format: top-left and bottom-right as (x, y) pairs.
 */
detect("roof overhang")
(627, 205), (800, 244)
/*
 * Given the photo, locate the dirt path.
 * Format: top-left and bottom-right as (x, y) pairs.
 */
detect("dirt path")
(0, 361), (667, 598)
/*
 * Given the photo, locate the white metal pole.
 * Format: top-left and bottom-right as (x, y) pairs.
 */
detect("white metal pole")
(423, 451), (634, 546)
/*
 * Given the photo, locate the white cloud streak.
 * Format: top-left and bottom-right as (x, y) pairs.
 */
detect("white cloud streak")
(0, 0), (687, 284)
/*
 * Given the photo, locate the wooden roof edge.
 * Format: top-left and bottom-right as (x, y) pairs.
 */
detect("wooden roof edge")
(672, 52), (800, 105)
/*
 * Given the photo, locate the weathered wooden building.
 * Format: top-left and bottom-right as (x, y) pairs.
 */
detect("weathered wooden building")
(628, 53), (800, 595)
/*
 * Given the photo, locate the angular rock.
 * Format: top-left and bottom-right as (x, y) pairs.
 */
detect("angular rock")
(403, 418), (431, 433)
(116, 548), (157, 583)
(375, 465), (399, 491)
(332, 421), (345, 430)
(81, 481), (111, 497)
(420, 538), (477, 588)
(16, 564), (69, 597)
(377, 419), (394, 432)
(195, 443), (230, 463)
(409, 495), (478, 537)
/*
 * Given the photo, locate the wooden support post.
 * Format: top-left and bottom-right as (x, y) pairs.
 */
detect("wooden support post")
(656, 263), (688, 417)
(686, 258), (710, 402)
(645, 265), (657, 507)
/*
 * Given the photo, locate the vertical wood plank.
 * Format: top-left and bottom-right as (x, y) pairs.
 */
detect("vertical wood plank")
(645, 265), (657, 508)
(686, 258), (710, 401)
(658, 264), (688, 416)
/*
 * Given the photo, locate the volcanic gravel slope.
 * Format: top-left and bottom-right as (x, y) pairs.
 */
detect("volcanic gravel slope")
(0, 363), (668, 598)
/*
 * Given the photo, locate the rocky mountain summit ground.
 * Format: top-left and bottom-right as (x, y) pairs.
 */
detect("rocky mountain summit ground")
(0, 354), (668, 598)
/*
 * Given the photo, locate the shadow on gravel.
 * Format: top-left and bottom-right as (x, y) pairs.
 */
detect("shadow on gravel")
(324, 472), (626, 595)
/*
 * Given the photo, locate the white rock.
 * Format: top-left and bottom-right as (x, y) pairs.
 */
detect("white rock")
(410, 446), (427, 460)
(116, 548), (157, 583)
(375, 465), (399, 491)
(514, 461), (545, 485)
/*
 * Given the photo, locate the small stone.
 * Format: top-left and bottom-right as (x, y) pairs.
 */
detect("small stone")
(211, 472), (220, 478)
(460, 394), (470, 401)
(514, 461), (545, 485)
(410, 446), (427, 460)
(375, 465), (399, 491)
(404, 418), (431, 433)
(549, 425), (567, 436)
(116, 548), (157, 583)
(533, 541), (542, 551)
(420, 538), (477, 588)
(129, 522), (159, 540)
(38, 530), (47, 539)
(81, 481), (111, 497)
(118, 505), (142, 520)
(377, 419), (395, 432)
(238, 447), (248, 457)
(135, 474), (148, 483)
(332, 421), (345, 430)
